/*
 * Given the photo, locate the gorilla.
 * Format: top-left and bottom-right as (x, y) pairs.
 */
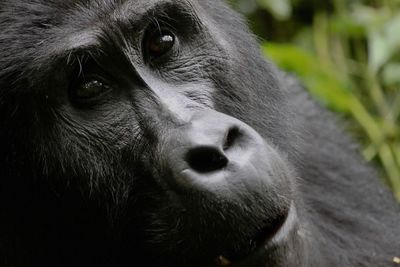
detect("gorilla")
(0, 0), (399, 266)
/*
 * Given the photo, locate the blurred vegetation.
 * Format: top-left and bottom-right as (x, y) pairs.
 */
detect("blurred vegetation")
(230, 0), (400, 200)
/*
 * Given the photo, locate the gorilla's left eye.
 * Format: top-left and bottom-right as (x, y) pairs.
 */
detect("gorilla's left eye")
(70, 79), (112, 104)
(144, 28), (176, 61)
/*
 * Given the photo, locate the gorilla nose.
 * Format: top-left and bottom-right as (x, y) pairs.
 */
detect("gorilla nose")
(184, 125), (241, 173)
(160, 110), (273, 193)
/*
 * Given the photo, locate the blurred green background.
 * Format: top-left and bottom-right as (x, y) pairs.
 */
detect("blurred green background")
(229, 0), (400, 200)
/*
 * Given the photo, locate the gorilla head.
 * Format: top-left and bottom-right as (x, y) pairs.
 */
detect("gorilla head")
(0, 1), (399, 267)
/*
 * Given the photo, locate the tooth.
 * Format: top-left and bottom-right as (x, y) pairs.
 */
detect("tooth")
(215, 255), (232, 266)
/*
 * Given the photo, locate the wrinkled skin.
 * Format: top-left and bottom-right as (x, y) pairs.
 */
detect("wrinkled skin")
(0, 1), (399, 267)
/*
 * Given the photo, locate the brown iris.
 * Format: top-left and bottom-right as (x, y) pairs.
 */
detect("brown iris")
(146, 29), (175, 58)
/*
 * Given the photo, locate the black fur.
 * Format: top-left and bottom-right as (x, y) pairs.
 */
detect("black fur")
(0, 0), (399, 266)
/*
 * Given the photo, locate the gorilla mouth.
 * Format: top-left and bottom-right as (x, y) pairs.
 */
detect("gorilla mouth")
(214, 204), (296, 267)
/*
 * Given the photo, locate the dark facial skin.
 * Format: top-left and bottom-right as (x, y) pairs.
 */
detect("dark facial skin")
(0, 1), (399, 267)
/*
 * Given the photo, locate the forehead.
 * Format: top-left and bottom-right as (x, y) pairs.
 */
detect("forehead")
(2, 0), (197, 33)
(37, 0), (195, 21)
(55, 0), (196, 47)
(1, 0), (201, 59)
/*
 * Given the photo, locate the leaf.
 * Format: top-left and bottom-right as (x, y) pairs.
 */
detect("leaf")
(262, 43), (352, 112)
(230, 0), (258, 15)
(369, 30), (391, 73)
(257, 0), (292, 20)
(347, 5), (399, 72)
(382, 63), (400, 85)
(330, 15), (366, 37)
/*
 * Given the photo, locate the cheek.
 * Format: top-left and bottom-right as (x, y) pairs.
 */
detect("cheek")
(33, 102), (141, 180)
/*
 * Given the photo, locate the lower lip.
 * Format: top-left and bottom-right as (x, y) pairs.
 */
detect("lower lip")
(220, 203), (297, 267)
(267, 203), (297, 247)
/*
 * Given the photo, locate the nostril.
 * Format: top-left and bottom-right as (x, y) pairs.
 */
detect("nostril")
(185, 146), (228, 174)
(223, 127), (241, 151)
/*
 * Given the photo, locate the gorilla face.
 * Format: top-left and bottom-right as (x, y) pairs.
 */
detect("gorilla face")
(0, 0), (303, 266)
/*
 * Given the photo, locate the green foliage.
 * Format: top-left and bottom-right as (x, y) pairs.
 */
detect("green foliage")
(257, 0), (292, 20)
(231, 0), (400, 200)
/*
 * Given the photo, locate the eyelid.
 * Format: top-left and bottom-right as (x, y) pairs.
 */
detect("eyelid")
(70, 86), (113, 109)
(134, 1), (196, 29)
